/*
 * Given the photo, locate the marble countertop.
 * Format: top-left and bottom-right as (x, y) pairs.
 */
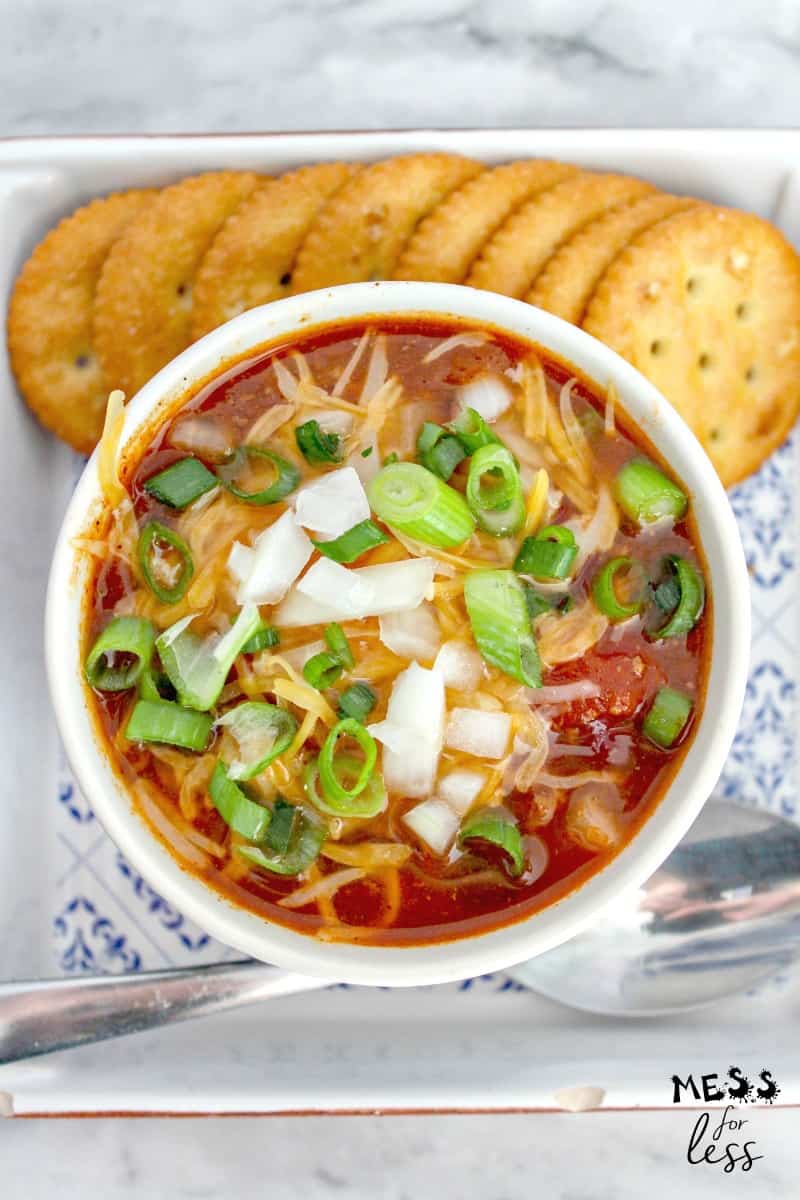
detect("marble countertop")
(1, 0), (795, 1195)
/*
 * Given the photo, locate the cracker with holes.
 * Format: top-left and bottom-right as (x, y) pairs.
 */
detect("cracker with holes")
(467, 171), (655, 298)
(191, 162), (361, 340)
(527, 193), (698, 324)
(93, 171), (262, 397)
(291, 153), (482, 291)
(7, 189), (157, 451)
(583, 205), (800, 487)
(393, 159), (578, 283)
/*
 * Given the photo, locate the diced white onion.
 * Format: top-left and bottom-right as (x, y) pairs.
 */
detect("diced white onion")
(276, 558), (435, 626)
(379, 603), (441, 663)
(457, 373), (513, 423)
(523, 835), (549, 884)
(298, 558), (374, 610)
(403, 799), (460, 856)
(608, 735), (633, 766)
(347, 437), (381, 484)
(233, 511), (313, 605)
(434, 640), (484, 691)
(282, 639), (327, 669)
(528, 680), (601, 706)
(314, 409), (355, 437)
(369, 662), (445, 798)
(445, 708), (511, 760)
(294, 467), (370, 539)
(437, 768), (486, 817)
(227, 541), (254, 585)
(170, 413), (235, 462)
(565, 783), (624, 852)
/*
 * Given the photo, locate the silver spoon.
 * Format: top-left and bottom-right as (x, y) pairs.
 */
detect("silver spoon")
(510, 800), (800, 1015)
(2, 802), (798, 1064)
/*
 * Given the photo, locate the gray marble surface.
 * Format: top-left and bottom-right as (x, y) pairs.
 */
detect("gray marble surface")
(1, 0), (797, 1194)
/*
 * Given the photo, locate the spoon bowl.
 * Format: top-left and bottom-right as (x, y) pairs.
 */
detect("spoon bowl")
(509, 801), (800, 1015)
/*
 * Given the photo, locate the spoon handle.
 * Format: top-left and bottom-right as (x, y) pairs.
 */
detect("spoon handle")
(0, 961), (331, 1065)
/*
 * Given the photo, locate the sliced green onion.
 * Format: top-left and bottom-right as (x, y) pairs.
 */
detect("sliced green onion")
(209, 761), (272, 841)
(464, 569), (542, 688)
(138, 668), (163, 702)
(216, 701), (298, 779)
(324, 622), (354, 669)
(237, 804), (325, 876)
(367, 462), (475, 548)
(157, 604), (261, 712)
(241, 622), (280, 654)
(459, 807), (525, 878)
(313, 519), (389, 564)
(450, 406), (502, 454)
(383, 452), (399, 466)
(521, 582), (555, 620)
(614, 459), (688, 525)
(216, 446), (301, 504)
(303, 652), (344, 690)
(417, 421), (467, 481)
(143, 457), (218, 509)
(592, 556), (645, 622)
(643, 687), (693, 748)
(139, 668), (176, 703)
(361, 446), (373, 459)
(295, 419), (343, 465)
(125, 698), (212, 751)
(304, 754), (387, 819)
(465, 444), (525, 537)
(514, 524), (577, 580)
(650, 555), (705, 639)
(263, 796), (298, 853)
(85, 616), (155, 691)
(138, 521), (194, 604)
(653, 574), (682, 613)
(318, 718), (378, 809)
(338, 682), (377, 723)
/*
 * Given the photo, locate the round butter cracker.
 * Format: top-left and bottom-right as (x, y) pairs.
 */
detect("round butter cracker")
(528, 192), (697, 324)
(7, 189), (157, 452)
(291, 153), (483, 291)
(191, 162), (361, 340)
(583, 205), (800, 487)
(93, 170), (262, 397)
(467, 171), (655, 299)
(393, 159), (578, 283)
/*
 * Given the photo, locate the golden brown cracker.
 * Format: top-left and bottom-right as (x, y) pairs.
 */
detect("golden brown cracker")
(6, 189), (158, 453)
(93, 171), (262, 396)
(583, 205), (800, 487)
(393, 159), (578, 283)
(291, 153), (483, 291)
(527, 193), (697, 324)
(467, 171), (655, 299)
(191, 162), (361, 340)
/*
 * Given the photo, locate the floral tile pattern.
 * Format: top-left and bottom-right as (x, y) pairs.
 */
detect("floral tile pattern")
(53, 437), (800, 981)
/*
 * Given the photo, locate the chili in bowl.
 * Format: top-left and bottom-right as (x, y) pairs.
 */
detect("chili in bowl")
(46, 282), (749, 986)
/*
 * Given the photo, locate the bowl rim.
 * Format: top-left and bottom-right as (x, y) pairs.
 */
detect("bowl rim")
(45, 281), (751, 986)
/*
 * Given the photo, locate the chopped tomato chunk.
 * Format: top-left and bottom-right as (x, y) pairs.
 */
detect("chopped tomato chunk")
(549, 651), (665, 731)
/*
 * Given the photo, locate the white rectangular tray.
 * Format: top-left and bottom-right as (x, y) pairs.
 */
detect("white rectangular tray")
(1, 130), (798, 1116)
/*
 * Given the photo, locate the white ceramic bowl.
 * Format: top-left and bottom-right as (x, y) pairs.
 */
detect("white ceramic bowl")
(46, 282), (750, 987)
